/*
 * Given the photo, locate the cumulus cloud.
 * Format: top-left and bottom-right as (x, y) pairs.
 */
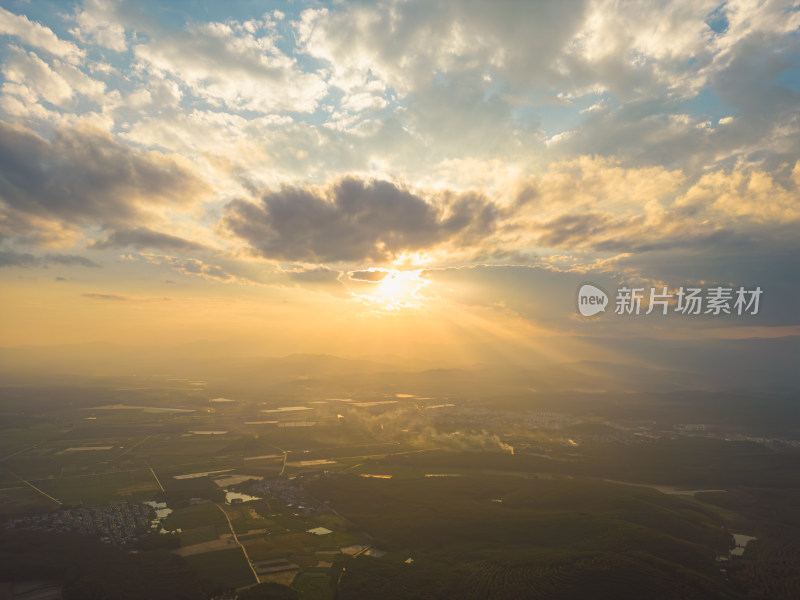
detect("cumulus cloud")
(676, 162), (800, 223)
(134, 19), (327, 113)
(296, 1), (586, 95)
(0, 1), (797, 336)
(2, 51), (74, 107)
(224, 177), (503, 263)
(296, 0), (800, 173)
(0, 121), (208, 245)
(70, 0), (127, 52)
(1, 48), (107, 114)
(476, 156), (799, 256)
(0, 7), (84, 64)
(220, 156), (800, 267)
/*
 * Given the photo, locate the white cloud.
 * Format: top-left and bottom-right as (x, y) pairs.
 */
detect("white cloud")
(70, 0), (127, 52)
(0, 7), (84, 64)
(1, 49), (106, 113)
(0, 0), (796, 284)
(133, 20), (328, 113)
(2, 51), (75, 107)
(292, 0), (800, 175)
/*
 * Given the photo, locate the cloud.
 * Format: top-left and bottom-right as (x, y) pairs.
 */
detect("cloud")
(1, 48), (107, 113)
(44, 253), (101, 268)
(675, 161), (800, 224)
(70, 0), (127, 52)
(0, 250), (37, 268)
(0, 121), (207, 245)
(349, 269), (389, 282)
(139, 254), (234, 282)
(422, 251), (797, 334)
(296, 1), (586, 96)
(295, 0), (800, 174)
(91, 226), (205, 252)
(81, 292), (175, 303)
(2, 51), (75, 107)
(133, 19), (327, 113)
(82, 292), (127, 301)
(0, 1), (796, 339)
(224, 177), (503, 263)
(422, 263), (617, 329)
(0, 7), (84, 64)
(0, 250), (100, 268)
(221, 156), (800, 266)
(474, 156), (800, 256)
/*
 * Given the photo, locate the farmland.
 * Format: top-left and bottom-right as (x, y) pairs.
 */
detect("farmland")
(0, 370), (799, 599)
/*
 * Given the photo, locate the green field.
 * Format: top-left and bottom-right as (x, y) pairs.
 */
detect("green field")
(308, 474), (738, 600)
(31, 469), (160, 505)
(183, 548), (256, 588)
(292, 572), (335, 600)
(163, 503), (228, 531)
(1, 377), (799, 599)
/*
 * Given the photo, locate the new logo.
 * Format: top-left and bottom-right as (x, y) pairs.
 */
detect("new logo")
(577, 284), (608, 317)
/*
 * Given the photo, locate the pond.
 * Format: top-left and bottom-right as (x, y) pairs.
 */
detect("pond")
(730, 533), (757, 556)
(145, 500), (174, 534)
(225, 490), (262, 504)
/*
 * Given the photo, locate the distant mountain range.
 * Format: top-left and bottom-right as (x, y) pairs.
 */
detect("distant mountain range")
(0, 335), (797, 394)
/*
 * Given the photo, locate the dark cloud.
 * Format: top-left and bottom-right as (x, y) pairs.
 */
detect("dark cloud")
(440, 191), (502, 243)
(594, 228), (746, 255)
(0, 250), (37, 267)
(424, 257), (794, 334)
(533, 211), (748, 255)
(423, 263), (619, 328)
(609, 238), (800, 327)
(91, 226), (205, 251)
(0, 249), (99, 268)
(535, 213), (615, 249)
(44, 253), (100, 268)
(224, 177), (502, 263)
(0, 121), (207, 244)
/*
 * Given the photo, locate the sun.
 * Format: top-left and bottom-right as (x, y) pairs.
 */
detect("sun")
(376, 271), (408, 299)
(357, 269), (429, 309)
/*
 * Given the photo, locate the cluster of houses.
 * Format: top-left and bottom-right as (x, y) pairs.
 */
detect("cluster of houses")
(6, 501), (154, 545)
(249, 477), (325, 516)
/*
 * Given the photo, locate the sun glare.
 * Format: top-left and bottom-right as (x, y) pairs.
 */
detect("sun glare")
(358, 269), (429, 310)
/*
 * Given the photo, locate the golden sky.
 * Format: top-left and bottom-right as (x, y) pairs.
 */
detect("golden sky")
(0, 0), (798, 362)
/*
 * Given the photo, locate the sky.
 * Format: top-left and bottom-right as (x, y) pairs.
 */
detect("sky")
(0, 0), (798, 364)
